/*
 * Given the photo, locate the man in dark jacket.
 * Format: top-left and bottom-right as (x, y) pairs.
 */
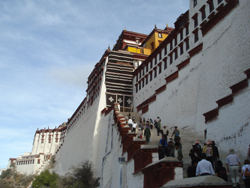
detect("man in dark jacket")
(144, 126), (151, 145)
(212, 141), (220, 169)
(215, 160), (228, 181)
(166, 139), (174, 157)
(189, 139), (202, 165)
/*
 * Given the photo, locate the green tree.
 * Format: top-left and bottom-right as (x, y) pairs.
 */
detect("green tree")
(0, 169), (12, 179)
(0, 168), (34, 187)
(57, 161), (100, 188)
(32, 170), (58, 188)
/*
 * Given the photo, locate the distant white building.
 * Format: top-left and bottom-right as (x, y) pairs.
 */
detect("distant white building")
(7, 123), (67, 174)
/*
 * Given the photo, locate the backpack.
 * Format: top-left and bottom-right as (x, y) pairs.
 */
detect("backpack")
(244, 166), (250, 178)
(220, 169), (228, 181)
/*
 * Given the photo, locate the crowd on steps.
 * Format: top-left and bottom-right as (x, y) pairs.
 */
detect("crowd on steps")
(125, 115), (250, 188)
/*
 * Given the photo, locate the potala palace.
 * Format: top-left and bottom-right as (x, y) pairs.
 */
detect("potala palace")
(4, 0), (250, 187)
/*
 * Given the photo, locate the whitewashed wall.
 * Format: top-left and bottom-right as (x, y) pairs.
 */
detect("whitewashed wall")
(195, 0), (250, 131)
(54, 91), (104, 175)
(16, 154), (45, 174)
(96, 112), (125, 188)
(207, 85), (250, 161)
(31, 131), (61, 155)
(135, 0), (250, 136)
(54, 56), (109, 176)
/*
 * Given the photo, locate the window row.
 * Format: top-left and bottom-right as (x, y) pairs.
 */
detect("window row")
(193, 0), (225, 30)
(16, 160), (35, 165)
(40, 138), (59, 143)
(194, 0), (222, 8)
(135, 38), (189, 82)
(135, 38), (190, 89)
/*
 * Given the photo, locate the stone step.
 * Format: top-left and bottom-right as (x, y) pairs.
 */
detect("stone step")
(118, 110), (246, 187)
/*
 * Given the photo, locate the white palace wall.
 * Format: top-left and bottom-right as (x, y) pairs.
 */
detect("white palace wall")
(15, 153), (46, 174)
(195, 0), (250, 132)
(206, 84), (250, 161)
(152, 54), (202, 130)
(135, 0), (250, 135)
(31, 130), (61, 155)
(54, 57), (109, 176)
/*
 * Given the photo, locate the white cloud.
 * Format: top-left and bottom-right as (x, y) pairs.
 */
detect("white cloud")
(47, 63), (93, 88)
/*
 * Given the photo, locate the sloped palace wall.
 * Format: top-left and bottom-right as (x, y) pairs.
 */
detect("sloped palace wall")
(54, 56), (109, 176)
(134, 0), (250, 147)
(54, 0), (250, 187)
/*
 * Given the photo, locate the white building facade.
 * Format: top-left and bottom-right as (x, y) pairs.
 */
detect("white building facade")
(7, 124), (67, 175)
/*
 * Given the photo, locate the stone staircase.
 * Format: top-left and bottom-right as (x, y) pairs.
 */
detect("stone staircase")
(118, 107), (246, 187)
(122, 113), (205, 176)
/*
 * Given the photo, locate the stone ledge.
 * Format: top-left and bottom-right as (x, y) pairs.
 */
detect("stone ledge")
(163, 175), (232, 188)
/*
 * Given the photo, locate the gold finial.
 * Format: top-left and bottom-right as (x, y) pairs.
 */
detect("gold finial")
(166, 23), (169, 27)
(125, 27), (126, 30)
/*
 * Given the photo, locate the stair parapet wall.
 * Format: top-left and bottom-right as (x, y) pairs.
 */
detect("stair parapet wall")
(141, 157), (183, 188)
(126, 140), (146, 162)
(133, 146), (158, 174)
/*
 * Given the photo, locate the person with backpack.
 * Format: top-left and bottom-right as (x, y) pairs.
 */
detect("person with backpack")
(215, 160), (228, 182)
(241, 159), (250, 188)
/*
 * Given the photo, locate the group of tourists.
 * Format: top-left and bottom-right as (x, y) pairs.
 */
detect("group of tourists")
(187, 139), (250, 188)
(158, 129), (183, 161)
(125, 115), (250, 187)
(188, 139), (219, 169)
(126, 116), (166, 145)
(187, 139), (221, 178)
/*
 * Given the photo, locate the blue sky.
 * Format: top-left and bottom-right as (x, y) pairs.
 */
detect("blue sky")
(0, 0), (189, 169)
